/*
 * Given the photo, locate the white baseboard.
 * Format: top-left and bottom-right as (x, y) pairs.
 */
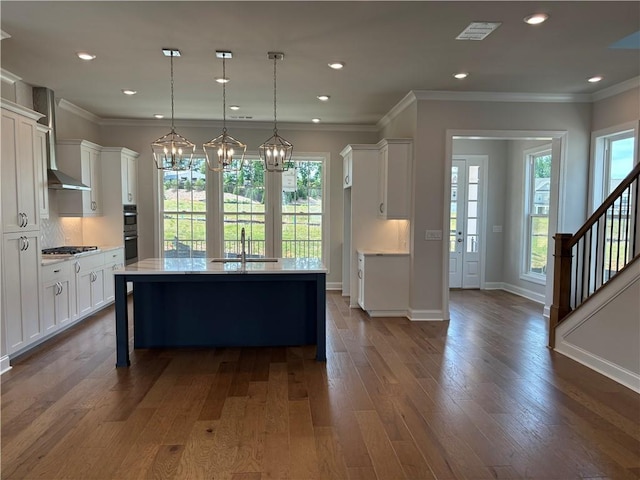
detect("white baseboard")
(555, 341), (640, 394)
(483, 282), (503, 290)
(543, 305), (551, 318)
(408, 309), (446, 321)
(365, 309), (408, 318)
(501, 282), (545, 305)
(326, 282), (342, 291)
(0, 355), (11, 375)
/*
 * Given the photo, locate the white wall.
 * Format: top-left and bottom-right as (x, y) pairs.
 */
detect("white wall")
(592, 86), (640, 131)
(408, 99), (591, 317)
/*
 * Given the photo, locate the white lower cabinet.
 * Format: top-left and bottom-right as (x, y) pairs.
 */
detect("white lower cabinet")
(357, 251), (409, 317)
(41, 262), (74, 333)
(74, 253), (106, 317)
(2, 232), (42, 354)
(103, 249), (125, 303)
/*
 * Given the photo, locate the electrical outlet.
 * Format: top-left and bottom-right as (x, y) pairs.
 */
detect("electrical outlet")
(493, 225), (503, 233)
(425, 230), (442, 240)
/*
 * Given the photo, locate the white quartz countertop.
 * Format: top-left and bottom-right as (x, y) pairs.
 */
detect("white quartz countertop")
(357, 250), (410, 256)
(115, 257), (327, 275)
(41, 245), (124, 266)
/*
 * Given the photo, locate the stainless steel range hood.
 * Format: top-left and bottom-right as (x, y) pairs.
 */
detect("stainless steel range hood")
(32, 87), (90, 191)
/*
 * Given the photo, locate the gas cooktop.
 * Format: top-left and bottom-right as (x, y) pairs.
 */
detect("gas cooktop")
(42, 246), (99, 255)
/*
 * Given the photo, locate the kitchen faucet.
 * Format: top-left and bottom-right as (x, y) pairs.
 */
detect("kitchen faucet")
(240, 227), (246, 264)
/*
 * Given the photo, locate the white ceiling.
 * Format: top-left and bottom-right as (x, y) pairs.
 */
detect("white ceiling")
(1, 1), (639, 126)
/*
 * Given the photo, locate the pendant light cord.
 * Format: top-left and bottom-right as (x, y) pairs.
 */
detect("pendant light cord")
(170, 51), (176, 133)
(222, 56), (227, 134)
(273, 56), (278, 135)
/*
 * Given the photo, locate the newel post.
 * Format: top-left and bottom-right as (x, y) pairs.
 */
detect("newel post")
(549, 233), (573, 349)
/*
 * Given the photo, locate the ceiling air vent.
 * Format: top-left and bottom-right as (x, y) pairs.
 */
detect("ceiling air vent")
(456, 22), (502, 40)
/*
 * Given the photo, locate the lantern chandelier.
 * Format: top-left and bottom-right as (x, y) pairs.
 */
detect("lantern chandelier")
(151, 48), (195, 171)
(204, 51), (246, 171)
(259, 52), (293, 172)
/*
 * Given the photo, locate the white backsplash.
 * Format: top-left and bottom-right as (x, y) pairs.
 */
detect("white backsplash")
(41, 191), (83, 247)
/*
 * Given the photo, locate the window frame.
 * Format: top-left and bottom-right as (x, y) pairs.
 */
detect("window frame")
(521, 144), (552, 285)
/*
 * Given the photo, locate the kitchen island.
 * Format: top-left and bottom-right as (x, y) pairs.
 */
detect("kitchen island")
(114, 257), (327, 367)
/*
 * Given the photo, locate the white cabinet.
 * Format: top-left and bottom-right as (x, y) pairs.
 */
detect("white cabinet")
(103, 248), (125, 303)
(343, 151), (353, 188)
(74, 253), (106, 317)
(377, 139), (412, 219)
(101, 147), (139, 206)
(56, 140), (103, 216)
(357, 251), (409, 317)
(2, 232), (42, 353)
(1, 102), (42, 233)
(41, 262), (73, 334)
(35, 124), (50, 220)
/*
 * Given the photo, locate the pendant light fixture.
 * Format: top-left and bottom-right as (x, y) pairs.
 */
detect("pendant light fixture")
(151, 48), (195, 171)
(204, 51), (246, 171)
(259, 52), (293, 172)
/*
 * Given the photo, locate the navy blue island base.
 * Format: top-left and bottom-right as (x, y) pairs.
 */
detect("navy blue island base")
(114, 266), (326, 367)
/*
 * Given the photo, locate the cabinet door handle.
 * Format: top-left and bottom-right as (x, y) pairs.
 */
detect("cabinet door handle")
(18, 212), (24, 227)
(24, 213), (28, 227)
(25, 237), (30, 250)
(358, 269), (362, 279)
(18, 236), (24, 251)
(379, 203), (384, 214)
(75, 262), (81, 273)
(128, 193), (132, 201)
(344, 174), (349, 184)
(54, 269), (61, 273)
(56, 282), (62, 295)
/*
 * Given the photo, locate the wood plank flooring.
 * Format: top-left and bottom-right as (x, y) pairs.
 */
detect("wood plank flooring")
(2, 290), (639, 479)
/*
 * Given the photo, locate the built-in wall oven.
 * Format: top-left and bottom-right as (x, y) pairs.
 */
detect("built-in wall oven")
(123, 204), (138, 265)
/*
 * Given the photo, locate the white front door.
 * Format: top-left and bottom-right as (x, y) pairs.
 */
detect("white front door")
(449, 157), (484, 288)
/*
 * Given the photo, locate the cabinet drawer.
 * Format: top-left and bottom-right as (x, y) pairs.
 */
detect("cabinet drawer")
(104, 248), (124, 265)
(42, 261), (71, 283)
(76, 252), (105, 271)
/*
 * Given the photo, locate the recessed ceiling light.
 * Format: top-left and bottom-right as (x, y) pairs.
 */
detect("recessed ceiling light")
(453, 72), (469, 79)
(524, 13), (549, 25)
(154, 114), (164, 119)
(229, 105), (240, 111)
(328, 62), (345, 70)
(215, 77), (229, 84)
(122, 89), (137, 95)
(77, 52), (96, 61)
(312, 118), (321, 123)
(317, 95), (330, 101)
(588, 75), (604, 83)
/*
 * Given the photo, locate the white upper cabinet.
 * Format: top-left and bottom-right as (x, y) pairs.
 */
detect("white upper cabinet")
(35, 124), (50, 220)
(102, 147), (139, 205)
(343, 151), (353, 188)
(1, 102), (43, 233)
(377, 139), (412, 220)
(56, 140), (103, 216)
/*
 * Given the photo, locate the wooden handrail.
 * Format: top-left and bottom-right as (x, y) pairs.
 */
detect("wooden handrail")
(570, 162), (640, 247)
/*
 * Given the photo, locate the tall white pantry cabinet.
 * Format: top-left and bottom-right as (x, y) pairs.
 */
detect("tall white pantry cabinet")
(1, 101), (44, 357)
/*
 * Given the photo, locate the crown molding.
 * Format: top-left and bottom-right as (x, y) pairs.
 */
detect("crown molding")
(97, 116), (377, 132)
(57, 98), (102, 123)
(377, 91), (417, 130)
(591, 76), (640, 102)
(0, 68), (21, 85)
(412, 89), (592, 103)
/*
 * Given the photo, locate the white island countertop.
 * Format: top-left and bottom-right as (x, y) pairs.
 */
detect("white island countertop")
(116, 257), (327, 275)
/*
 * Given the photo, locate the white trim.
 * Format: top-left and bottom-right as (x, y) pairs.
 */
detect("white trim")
(57, 98), (102, 123)
(591, 76), (640, 102)
(412, 90), (591, 103)
(501, 282), (546, 305)
(0, 68), (21, 84)
(408, 309), (446, 321)
(365, 309), (408, 318)
(555, 342), (640, 394)
(482, 282), (503, 290)
(326, 282), (342, 291)
(98, 116), (378, 131)
(543, 305), (550, 318)
(376, 91), (417, 130)
(0, 98), (43, 120)
(0, 355), (11, 375)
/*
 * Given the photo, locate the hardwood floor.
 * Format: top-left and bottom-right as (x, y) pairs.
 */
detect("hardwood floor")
(2, 290), (639, 479)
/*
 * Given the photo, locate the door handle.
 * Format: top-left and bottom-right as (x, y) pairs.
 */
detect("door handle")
(457, 238), (463, 243)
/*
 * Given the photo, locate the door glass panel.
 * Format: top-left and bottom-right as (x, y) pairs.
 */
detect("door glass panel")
(467, 201), (478, 218)
(468, 165), (479, 183)
(466, 235), (478, 253)
(468, 183), (478, 201)
(467, 218), (477, 235)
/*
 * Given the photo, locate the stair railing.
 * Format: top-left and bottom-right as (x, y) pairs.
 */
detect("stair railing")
(549, 162), (640, 348)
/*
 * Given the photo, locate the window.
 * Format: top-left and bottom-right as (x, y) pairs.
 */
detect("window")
(158, 154), (327, 264)
(160, 156), (207, 258)
(523, 146), (551, 282)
